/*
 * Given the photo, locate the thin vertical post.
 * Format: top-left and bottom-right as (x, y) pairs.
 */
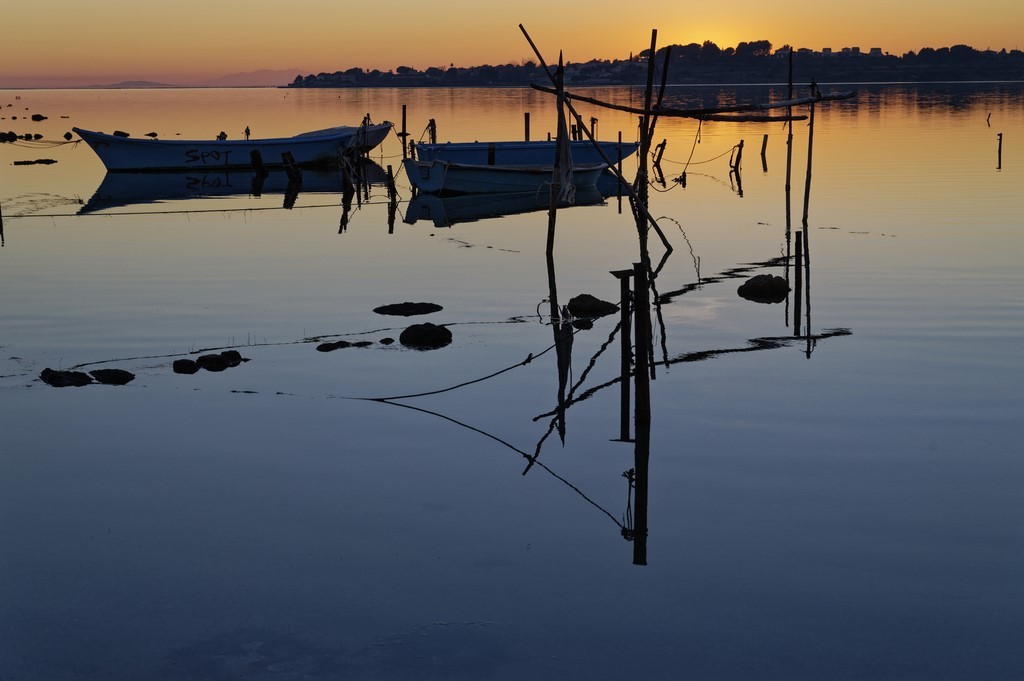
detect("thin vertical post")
(635, 29), (658, 259)
(760, 133), (768, 172)
(524, 112), (531, 142)
(401, 104), (408, 158)
(997, 132), (1003, 170)
(731, 139), (744, 171)
(802, 86), (817, 232)
(617, 130), (624, 211)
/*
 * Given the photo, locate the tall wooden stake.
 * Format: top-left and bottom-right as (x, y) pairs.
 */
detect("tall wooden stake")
(519, 24), (671, 254)
(400, 104), (408, 158)
(801, 84), (817, 275)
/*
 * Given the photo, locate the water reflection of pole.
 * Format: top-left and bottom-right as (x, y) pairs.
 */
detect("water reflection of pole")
(612, 269), (634, 442)
(784, 47), (794, 325)
(338, 172), (355, 233)
(801, 82), (819, 354)
(386, 164), (397, 234)
(793, 231), (803, 337)
(632, 261), (651, 565)
(547, 56), (572, 444)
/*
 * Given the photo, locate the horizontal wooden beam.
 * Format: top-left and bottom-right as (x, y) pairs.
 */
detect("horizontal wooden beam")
(529, 84), (856, 118)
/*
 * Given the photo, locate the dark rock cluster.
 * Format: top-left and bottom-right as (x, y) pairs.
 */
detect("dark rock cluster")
(737, 274), (790, 304)
(173, 350), (248, 374)
(316, 339), (374, 352)
(399, 322), (452, 349)
(567, 294), (618, 319)
(40, 367), (136, 387)
(373, 302), (444, 317)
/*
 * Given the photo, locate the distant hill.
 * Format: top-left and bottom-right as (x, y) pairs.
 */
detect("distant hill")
(199, 69), (305, 87)
(88, 80), (177, 89)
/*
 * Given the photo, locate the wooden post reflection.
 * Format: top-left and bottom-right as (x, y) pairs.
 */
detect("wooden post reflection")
(611, 269), (634, 442)
(632, 261), (651, 566)
(784, 48), (795, 326)
(794, 231), (803, 337)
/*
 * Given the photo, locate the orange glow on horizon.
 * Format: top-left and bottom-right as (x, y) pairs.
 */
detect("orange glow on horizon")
(2, 0), (1021, 87)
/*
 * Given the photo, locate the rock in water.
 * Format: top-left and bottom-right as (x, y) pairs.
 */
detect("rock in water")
(399, 323), (452, 349)
(373, 302), (443, 317)
(317, 340), (351, 352)
(89, 368), (135, 385)
(40, 368), (92, 387)
(196, 354), (229, 372)
(567, 293), (618, 319)
(173, 359), (199, 374)
(220, 350), (243, 367)
(737, 274), (790, 304)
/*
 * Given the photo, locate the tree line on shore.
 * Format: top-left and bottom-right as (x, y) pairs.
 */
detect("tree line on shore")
(288, 41), (1024, 88)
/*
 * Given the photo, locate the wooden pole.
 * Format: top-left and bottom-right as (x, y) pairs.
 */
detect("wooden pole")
(401, 104), (408, 158)
(801, 84), (817, 271)
(635, 29), (659, 260)
(997, 132), (1003, 170)
(731, 139), (744, 171)
(617, 131), (624, 211)
(547, 55), (565, 261)
(525, 112), (531, 142)
(386, 164), (396, 201)
(518, 24), (671, 252)
(530, 83), (854, 118)
(802, 86), (817, 231)
(653, 139), (667, 166)
(760, 133), (769, 172)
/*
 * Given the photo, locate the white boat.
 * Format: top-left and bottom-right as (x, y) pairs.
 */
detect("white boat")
(73, 122), (392, 172)
(403, 158), (607, 195)
(412, 140), (639, 166)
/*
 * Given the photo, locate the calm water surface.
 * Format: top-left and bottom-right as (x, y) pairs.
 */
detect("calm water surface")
(1, 84), (1022, 680)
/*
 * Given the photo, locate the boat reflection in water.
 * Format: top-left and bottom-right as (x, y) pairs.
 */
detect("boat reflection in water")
(403, 185), (607, 228)
(78, 160), (388, 214)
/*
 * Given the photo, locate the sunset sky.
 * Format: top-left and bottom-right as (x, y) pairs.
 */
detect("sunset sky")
(3, 0), (1021, 87)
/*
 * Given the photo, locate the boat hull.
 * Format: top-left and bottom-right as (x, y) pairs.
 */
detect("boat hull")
(403, 159), (608, 195)
(73, 123), (391, 172)
(413, 140), (639, 166)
